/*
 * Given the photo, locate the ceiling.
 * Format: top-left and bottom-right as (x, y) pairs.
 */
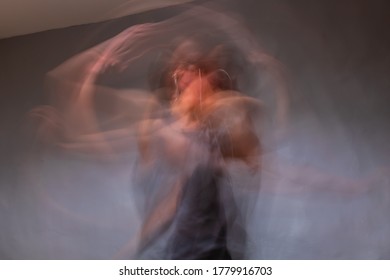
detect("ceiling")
(0, 0), (193, 39)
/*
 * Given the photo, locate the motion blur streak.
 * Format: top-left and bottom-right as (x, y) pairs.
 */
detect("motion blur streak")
(26, 2), (286, 259)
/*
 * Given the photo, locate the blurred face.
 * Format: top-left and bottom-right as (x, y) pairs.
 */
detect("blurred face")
(174, 64), (199, 91)
(171, 39), (203, 92)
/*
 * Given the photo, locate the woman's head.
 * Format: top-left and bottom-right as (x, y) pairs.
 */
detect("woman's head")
(148, 33), (242, 103)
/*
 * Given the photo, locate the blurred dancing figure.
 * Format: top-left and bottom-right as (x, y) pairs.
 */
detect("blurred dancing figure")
(137, 37), (261, 259)
(31, 4), (285, 260)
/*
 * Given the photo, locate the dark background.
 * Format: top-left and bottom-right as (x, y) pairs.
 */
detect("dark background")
(1, 0), (389, 259)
